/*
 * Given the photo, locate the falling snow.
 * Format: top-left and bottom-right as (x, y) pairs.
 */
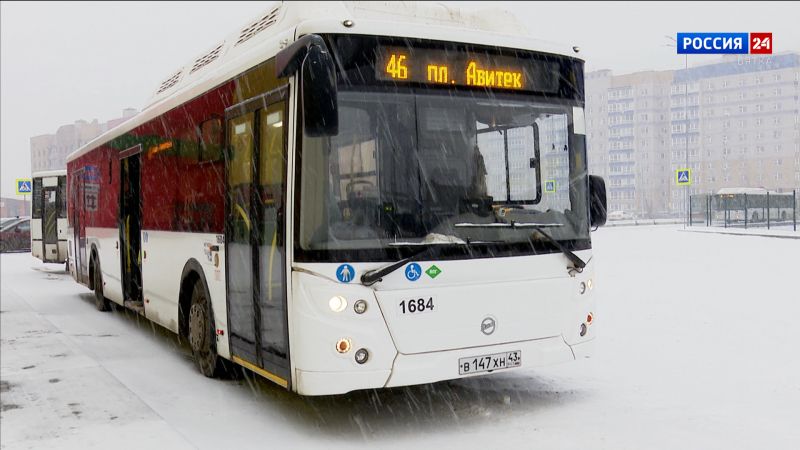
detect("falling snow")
(2, 225), (799, 449)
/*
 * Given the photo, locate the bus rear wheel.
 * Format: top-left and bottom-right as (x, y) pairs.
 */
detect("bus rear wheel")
(92, 256), (110, 312)
(188, 281), (224, 378)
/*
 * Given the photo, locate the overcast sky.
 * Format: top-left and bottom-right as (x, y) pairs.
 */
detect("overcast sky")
(2, 1), (798, 197)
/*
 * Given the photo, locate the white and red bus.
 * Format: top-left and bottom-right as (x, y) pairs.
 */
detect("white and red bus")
(66, 1), (607, 395)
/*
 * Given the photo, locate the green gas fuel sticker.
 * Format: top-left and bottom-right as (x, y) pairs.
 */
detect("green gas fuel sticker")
(426, 265), (442, 279)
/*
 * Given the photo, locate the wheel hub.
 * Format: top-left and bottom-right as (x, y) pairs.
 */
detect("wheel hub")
(189, 303), (207, 351)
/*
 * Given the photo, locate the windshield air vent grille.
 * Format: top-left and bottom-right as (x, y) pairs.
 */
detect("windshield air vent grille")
(190, 43), (224, 74)
(156, 70), (183, 94)
(235, 6), (280, 46)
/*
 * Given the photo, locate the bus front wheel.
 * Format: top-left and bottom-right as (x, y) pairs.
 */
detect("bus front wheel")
(188, 281), (224, 378)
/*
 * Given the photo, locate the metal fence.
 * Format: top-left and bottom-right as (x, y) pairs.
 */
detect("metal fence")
(689, 190), (798, 231)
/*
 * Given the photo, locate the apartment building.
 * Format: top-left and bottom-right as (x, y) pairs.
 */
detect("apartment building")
(587, 52), (800, 218)
(30, 108), (137, 172)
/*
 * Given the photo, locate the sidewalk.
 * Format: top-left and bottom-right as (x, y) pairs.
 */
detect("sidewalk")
(680, 226), (800, 239)
(0, 264), (192, 450)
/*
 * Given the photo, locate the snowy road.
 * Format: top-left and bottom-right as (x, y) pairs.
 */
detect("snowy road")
(2, 225), (799, 449)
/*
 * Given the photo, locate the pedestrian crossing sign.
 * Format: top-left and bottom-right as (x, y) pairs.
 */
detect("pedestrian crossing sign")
(676, 169), (691, 186)
(16, 178), (32, 195)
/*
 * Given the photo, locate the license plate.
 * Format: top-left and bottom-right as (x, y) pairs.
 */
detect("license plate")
(458, 350), (521, 375)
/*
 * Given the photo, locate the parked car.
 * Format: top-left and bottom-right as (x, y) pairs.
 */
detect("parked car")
(0, 217), (31, 252)
(607, 211), (636, 221)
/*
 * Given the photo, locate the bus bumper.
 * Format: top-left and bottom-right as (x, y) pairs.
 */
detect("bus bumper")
(294, 335), (590, 395)
(385, 335), (576, 388)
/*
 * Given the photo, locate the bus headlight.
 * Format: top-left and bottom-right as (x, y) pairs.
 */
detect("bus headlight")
(354, 299), (367, 314)
(587, 279), (594, 290)
(355, 348), (369, 364)
(329, 295), (347, 313)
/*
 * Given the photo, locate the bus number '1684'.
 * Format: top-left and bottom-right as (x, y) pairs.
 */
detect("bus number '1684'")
(399, 297), (435, 315)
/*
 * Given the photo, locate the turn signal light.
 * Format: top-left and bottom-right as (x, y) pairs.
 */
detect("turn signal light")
(336, 338), (352, 354)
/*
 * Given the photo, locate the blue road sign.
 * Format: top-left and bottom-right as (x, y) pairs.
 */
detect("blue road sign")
(676, 169), (692, 186)
(336, 264), (355, 283)
(16, 179), (32, 194)
(405, 263), (422, 281)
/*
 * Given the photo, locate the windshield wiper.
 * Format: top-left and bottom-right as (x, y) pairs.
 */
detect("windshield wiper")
(360, 243), (468, 286)
(529, 226), (586, 271)
(360, 247), (427, 286)
(454, 222), (586, 271)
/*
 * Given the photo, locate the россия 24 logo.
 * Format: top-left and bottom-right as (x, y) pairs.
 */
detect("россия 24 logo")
(676, 32), (772, 55)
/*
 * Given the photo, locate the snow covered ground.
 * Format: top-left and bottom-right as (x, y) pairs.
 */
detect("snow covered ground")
(2, 225), (799, 449)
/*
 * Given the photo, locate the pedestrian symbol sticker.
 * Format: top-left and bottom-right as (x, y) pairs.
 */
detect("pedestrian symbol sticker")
(676, 168), (692, 186)
(545, 180), (556, 193)
(405, 263), (422, 281)
(426, 265), (442, 279)
(16, 179), (32, 195)
(336, 264), (355, 283)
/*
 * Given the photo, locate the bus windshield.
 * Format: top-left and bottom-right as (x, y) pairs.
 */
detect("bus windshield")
(296, 38), (589, 262)
(297, 89), (590, 261)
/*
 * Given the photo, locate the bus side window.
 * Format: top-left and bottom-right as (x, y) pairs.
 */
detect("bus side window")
(32, 178), (43, 218)
(200, 117), (223, 162)
(58, 176), (67, 218)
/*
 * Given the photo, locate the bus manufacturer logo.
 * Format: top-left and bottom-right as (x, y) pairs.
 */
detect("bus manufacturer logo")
(481, 317), (496, 335)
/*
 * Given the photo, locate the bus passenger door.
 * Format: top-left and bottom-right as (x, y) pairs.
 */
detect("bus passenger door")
(120, 150), (143, 304)
(43, 184), (59, 262)
(71, 171), (87, 283)
(225, 88), (290, 386)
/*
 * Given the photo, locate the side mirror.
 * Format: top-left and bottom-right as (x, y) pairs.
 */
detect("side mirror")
(589, 175), (607, 228)
(275, 34), (338, 137)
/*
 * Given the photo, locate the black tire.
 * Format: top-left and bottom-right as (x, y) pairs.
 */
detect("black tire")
(92, 255), (111, 312)
(188, 281), (224, 378)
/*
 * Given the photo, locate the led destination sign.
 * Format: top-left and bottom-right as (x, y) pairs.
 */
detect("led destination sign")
(376, 46), (557, 92)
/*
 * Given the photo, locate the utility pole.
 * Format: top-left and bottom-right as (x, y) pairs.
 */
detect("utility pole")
(683, 52), (689, 229)
(666, 36), (690, 228)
